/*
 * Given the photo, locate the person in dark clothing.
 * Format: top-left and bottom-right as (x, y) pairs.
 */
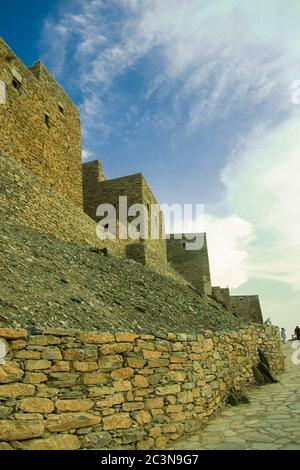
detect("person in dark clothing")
(295, 326), (300, 340)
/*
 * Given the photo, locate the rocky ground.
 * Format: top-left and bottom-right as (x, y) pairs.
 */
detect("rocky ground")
(0, 220), (240, 334)
(168, 343), (300, 450)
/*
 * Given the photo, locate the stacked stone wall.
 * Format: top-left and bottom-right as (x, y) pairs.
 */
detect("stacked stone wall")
(0, 325), (283, 450)
(230, 296), (263, 324)
(0, 37), (82, 207)
(82, 164), (167, 268)
(166, 234), (212, 295)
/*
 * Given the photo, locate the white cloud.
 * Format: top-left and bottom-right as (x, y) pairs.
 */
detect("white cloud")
(163, 113), (300, 293)
(222, 113), (300, 292)
(41, 0), (300, 142)
(204, 214), (255, 289)
(40, 1), (300, 297)
(163, 206), (255, 289)
(82, 149), (94, 162)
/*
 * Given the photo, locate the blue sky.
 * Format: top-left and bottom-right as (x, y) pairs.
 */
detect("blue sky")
(1, 0), (299, 335)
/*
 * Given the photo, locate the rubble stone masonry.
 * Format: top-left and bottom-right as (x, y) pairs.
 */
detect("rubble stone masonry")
(0, 37), (82, 207)
(0, 326), (283, 450)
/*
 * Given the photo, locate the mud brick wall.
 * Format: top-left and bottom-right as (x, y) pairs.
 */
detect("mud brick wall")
(0, 37), (82, 207)
(0, 326), (283, 450)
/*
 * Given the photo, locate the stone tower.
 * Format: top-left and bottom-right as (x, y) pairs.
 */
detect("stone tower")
(166, 233), (212, 295)
(0, 37), (82, 206)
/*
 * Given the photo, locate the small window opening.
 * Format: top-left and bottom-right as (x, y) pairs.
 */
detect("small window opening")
(183, 242), (186, 249)
(59, 104), (64, 114)
(45, 114), (50, 128)
(12, 78), (21, 91)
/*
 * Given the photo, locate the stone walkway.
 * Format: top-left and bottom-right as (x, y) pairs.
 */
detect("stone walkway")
(168, 343), (300, 450)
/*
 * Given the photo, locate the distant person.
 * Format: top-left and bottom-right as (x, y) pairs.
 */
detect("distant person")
(295, 326), (300, 341)
(280, 328), (287, 344)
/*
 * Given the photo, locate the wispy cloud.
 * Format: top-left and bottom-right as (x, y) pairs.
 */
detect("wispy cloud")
(40, 0), (300, 299)
(41, 0), (300, 151)
(221, 113), (300, 292)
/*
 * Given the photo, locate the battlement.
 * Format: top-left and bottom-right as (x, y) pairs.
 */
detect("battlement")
(0, 37), (82, 206)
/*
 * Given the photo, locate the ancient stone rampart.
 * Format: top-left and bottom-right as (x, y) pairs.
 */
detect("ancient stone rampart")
(0, 325), (283, 450)
(0, 37), (82, 207)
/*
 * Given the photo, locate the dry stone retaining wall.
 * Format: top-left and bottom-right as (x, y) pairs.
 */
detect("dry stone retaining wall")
(0, 326), (283, 450)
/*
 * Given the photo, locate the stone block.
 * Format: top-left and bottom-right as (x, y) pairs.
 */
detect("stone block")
(0, 362), (24, 383)
(135, 410), (152, 425)
(98, 355), (123, 370)
(101, 343), (133, 355)
(88, 386), (115, 397)
(115, 332), (137, 342)
(25, 360), (52, 371)
(55, 399), (94, 412)
(126, 357), (146, 369)
(24, 435), (81, 450)
(111, 367), (134, 380)
(103, 413), (132, 431)
(123, 428), (145, 444)
(143, 350), (161, 360)
(0, 421), (44, 441)
(77, 332), (115, 344)
(113, 380), (132, 392)
(73, 361), (98, 372)
(157, 384), (181, 396)
(0, 328), (27, 339)
(83, 371), (109, 385)
(132, 375), (149, 388)
(46, 413), (101, 432)
(14, 350), (41, 360)
(122, 402), (144, 412)
(15, 413), (44, 420)
(145, 398), (164, 409)
(19, 398), (54, 413)
(23, 372), (48, 384)
(10, 340), (27, 350)
(29, 336), (61, 346)
(96, 393), (124, 408)
(42, 347), (62, 361)
(0, 383), (35, 398)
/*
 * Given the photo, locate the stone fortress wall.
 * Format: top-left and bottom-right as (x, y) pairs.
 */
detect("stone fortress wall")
(0, 36), (263, 324)
(229, 296), (263, 324)
(166, 234), (212, 295)
(0, 326), (284, 450)
(82, 161), (167, 270)
(0, 37), (82, 207)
